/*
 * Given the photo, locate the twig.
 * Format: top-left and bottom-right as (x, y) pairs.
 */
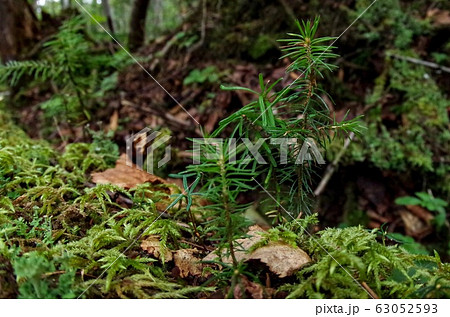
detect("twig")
(188, 0), (207, 54)
(24, 35), (53, 59)
(387, 53), (450, 73)
(121, 99), (202, 136)
(150, 34), (179, 71)
(42, 270), (96, 278)
(314, 132), (354, 196)
(53, 117), (68, 150)
(362, 282), (380, 299)
(179, 239), (214, 252)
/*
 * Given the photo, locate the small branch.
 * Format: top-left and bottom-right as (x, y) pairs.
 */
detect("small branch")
(188, 0), (207, 54)
(218, 155), (237, 267)
(121, 99), (202, 136)
(362, 282), (380, 299)
(314, 132), (354, 196)
(24, 35), (53, 59)
(387, 53), (450, 73)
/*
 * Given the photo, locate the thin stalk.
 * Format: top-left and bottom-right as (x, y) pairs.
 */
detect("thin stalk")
(301, 37), (316, 128)
(296, 139), (304, 216)
(295, 36), (316, 216)
(187, 207), (206, 250)
(218, 155), (237, 267)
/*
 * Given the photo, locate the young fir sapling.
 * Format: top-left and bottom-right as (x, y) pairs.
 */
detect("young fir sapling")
(179, 17), (363, 278)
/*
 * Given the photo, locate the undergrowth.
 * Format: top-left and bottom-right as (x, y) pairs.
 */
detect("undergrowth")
(0, 17), (449, 299)
(0, 16), (131, 124)
(1, 105), (449, 298)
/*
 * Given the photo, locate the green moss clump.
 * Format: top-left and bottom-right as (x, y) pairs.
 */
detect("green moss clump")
(0, 108), (202, 298)
(344, 57), (450, 195)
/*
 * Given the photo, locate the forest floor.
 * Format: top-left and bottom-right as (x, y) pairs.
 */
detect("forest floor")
(1, 5), (449, 298)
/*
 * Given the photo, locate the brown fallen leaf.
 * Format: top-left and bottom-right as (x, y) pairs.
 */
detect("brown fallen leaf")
(92, 154), (167, 189)
(202, 225), (265, 263)
(107, 109), (119, 132)
(406, 205), (433, 223)
(427, 9), (450, 27)
(203, 225), (312, 278)
(248, 242), (311, 278)
(233, 275), (264, 299)
(173, 249), (203, 278)
(399, 209), (432, 239)
(141, 236), (173, 262)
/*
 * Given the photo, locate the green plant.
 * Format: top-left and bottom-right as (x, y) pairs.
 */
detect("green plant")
(181, 138), (256, 269)
(386, 232), (429, 255)
(173, 17), (363, 296)
(347, 51), (449, 184)
(0, 105), (213, 299)
(183, 66), (220, 86)
(286, 226), (450, 298)
(217, 17), (362, 218)
(12, 252), (77, 299)
(395, 192), (448, 230)
(0, 16), (127, 122)
(62, 129), (119, 173)
(0, 208), (54, 246)
(351, 0), (429, 50)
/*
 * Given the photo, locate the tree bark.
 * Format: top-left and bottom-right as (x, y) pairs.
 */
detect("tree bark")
(61, 0), (71, 9)
(0, 0), (40, 63)
(102, 0), (115, 35)
(128, 0), (151, 52)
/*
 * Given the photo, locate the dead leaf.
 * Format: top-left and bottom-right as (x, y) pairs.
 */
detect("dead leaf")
(141, 236), (173, 262)
(248, 242), (311, 278)
(399, 209), (432, 239)
(233, 275), (264, 299)
(202, 225), (265, 263)
(173, 249), (203, 278)
(107, 109), (119, 132)
(91, 154), (167, 189)
(203, 225), (312, 278)
(406, 205), (434, 223)
(427, 9), (450, 27)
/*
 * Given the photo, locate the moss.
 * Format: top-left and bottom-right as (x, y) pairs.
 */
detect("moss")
(343, 56), (450, 196)
(286, 226), (450, 299)
(249, 34), (277, 60)
(0, 108), (193, 298)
